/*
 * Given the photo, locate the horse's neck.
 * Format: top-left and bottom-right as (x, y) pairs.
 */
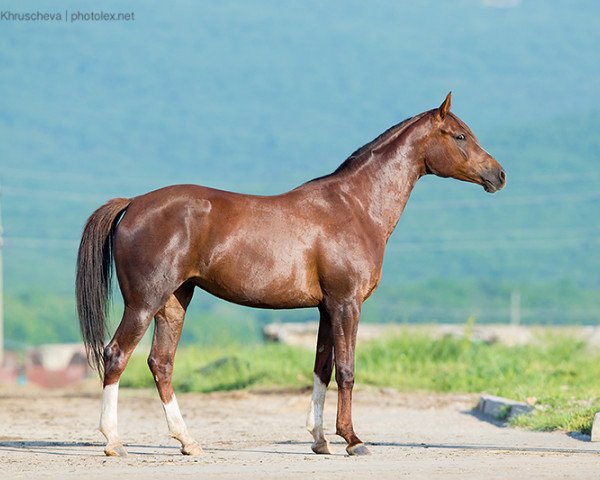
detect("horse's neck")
(338, 131), (424, 240)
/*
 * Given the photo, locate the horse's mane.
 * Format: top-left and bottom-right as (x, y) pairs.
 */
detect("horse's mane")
(304, 111), (429, 185)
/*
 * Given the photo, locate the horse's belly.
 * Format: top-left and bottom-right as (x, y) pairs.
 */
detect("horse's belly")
(195, 275), (322, 309)
(196, 282), (321, 309)
(194, 252), (323, 309)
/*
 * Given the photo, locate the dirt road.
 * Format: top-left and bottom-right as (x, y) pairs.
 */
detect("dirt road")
(1, 384), (598, 479)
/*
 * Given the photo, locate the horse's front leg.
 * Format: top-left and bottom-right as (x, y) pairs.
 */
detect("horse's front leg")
(307, 306), (335, 454)
(327, 298), (370, 456)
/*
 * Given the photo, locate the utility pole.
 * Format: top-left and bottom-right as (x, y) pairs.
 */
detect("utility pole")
(510, 290), (521, 326)
(0, 186), (4, 365)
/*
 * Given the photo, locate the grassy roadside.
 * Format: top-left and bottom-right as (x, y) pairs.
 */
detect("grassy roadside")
(121, 331), (600, 434)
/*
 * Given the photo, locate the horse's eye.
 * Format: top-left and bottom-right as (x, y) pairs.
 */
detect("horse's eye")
(455, 134), (466, 141)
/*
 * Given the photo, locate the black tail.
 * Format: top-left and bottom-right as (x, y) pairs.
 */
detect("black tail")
(76, 197), (131, 377)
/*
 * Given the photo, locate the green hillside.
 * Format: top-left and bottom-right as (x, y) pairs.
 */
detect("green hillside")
(1, 1), (599, 346)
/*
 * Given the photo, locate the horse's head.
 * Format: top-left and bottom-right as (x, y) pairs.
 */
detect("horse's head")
(422, 92), (506, 193)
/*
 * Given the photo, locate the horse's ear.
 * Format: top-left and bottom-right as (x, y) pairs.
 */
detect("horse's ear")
(438, 91), (452, 119)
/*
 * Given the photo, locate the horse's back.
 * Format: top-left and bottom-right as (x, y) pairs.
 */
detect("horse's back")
(113, 184), (327, 309)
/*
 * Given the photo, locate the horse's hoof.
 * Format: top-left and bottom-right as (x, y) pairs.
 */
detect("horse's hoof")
(311, 439), (333, 455)
(181, 442), (204, 456)
(346, 443), (370, 456)
(104, 443), (128, 457)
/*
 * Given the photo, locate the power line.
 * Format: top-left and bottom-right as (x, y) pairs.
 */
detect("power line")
(0, 169), (236, 193)
(396, 226), (600, 240)
(3, 183), (600, 210)
(1, 186), (114, 203)
(2, 166), (186, 184)
(388, 235), (600, 252)
(506, 171), (600, 184)
(4, 231), (600, 252)
(4, 165), (600, 185)
(409, 190), (600, 210)
(4, 237), (79, 249)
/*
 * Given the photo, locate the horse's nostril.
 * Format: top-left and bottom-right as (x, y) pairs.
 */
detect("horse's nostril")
(499, 169), (506, 183)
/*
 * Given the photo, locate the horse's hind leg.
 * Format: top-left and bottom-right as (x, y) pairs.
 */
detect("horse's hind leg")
(306, 306), (335, 454)
(147, 284), (202, 456)
(100, 306), (155, 456)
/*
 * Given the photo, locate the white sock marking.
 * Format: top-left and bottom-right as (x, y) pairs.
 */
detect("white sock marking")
(163, 395), (193, 444)
(99, 382), (120, 443)
(307, 373), (327, 443)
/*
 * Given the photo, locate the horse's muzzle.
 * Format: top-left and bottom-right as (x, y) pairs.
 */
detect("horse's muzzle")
(481, 168), (506, 193)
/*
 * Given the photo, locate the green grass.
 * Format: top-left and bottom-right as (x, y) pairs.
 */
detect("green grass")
(356, 332), (600, 434)
(120, 331), (600, 434)
(121, 343), (314, 393)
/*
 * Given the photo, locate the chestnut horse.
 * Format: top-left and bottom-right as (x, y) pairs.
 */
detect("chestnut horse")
(76, 93), (505, 457)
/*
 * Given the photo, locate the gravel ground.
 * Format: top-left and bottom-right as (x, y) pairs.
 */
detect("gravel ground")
(1, 384), (598, 479)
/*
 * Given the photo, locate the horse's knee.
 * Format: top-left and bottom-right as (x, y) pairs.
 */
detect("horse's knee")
(335, 365), (354, 390)
(147, 355), (173, 382)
